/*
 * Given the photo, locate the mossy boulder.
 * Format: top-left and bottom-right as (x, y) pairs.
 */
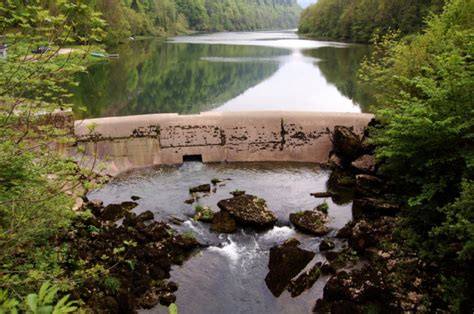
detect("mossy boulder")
(290, 210), (329, 236)
(217, 195), (277, 228)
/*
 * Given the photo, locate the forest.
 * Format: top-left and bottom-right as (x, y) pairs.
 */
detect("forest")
(298, 0), (445, 42)
(97, 0), (302, 43)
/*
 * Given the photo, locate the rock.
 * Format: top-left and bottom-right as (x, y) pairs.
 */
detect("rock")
(210, 211), (237, 233)
(172, 234), (199, 250)
(352, 198), (400, 218)
(142, 222), (170, 241)
(320, 263), (335, 275)
(100, 201), (138, 221)
(264, 242), (315, 297)
(336, 221), (354, 238)
(193, 205), (215, 222)
(311, 192), (334, 198)
(165, 281), (178, 292)
(350, 220), (375, 253)
(137, 210), (154, 223)
(139, 290), (160, 309)
(283, 238), (301, 247)
(189, 184), (211, 194)
(320, 239), (335, 251)
(328, 153), (344, 169)
(217, 195), (277, 228)
(329, 169), (356, 188)
(211, 178), (222, 185)
(86, 199), (104, 216)
(351, 155), (376, 174)
(168, 215), (185, 226)
(316, 202), (329, 214)
(330, 126), (365, 161)
(131, 195), (141, 201)
(230, 190), (246, 197)
(159, 292), (176, 306)
(322, 266), (391, 311)
(288, 263), (322, 297)
(289, 211), (329, 236)
(184, 198), (195, 205)
(355, 174), (386, 197)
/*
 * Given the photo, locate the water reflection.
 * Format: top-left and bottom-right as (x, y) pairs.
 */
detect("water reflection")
(72, 42), (283, 118)
(72, 31), (373, 118)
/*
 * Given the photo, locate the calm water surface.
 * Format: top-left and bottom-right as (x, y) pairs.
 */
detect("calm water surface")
(73, 30), (372, 118)
(90, 162), (354, 314)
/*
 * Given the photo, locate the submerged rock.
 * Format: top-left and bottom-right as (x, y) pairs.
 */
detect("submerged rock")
(264, 239), (315, 297)
(210, 211), (237, 234)
(217, 195), (277, 228)
(289, 211), (329, 236)
(189, 184), (211, 194)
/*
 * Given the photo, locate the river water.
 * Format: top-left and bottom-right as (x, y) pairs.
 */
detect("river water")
(89, 162), (354, 314)
(73, 30), (372, 118)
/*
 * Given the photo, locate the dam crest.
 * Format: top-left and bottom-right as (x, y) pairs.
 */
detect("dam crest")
(74, 111), (374, 176)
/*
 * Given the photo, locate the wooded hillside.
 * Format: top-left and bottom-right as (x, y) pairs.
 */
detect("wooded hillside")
(99, 0), (302, 43)
(298, 0), (444, 42)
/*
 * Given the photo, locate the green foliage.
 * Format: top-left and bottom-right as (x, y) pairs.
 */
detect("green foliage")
(360, 0), (473, 310)
(168, 303), (178, 314)
(0, 0), (106, 300)
(0, 282), (78, 314)
(299, 0), (445, 42)
(96, 0), (302, 44)
(103, 276), (121, 295)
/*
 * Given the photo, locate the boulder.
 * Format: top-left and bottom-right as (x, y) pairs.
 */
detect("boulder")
(86, 199), (104, 216)
(289, 211), (329, 236)
(217, 195), (277, 228)
(329, 153), (344, 169)
(320, 239), (336, 251)
(131, 195), (141, 201)
(351, 155), (376, 174)
(352, 198), (400, 218)
(322, 266), (391, 311)
(288, 262), (322, 297)
(350, 220), (375, 253)
(330, 126), (365, 161)
(210, 211), (237, 234)
(264, 240), (315, 297)
(189, 184), (211, 194)
(355, 174), (386, 197)
(158, 292), (176, 306)
(100, 201), (138, 221)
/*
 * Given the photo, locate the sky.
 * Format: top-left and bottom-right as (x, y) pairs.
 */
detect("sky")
(297, 0), (318, 8)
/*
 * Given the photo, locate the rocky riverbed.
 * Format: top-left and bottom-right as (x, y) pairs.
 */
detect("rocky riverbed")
(79, 123), (424, 313)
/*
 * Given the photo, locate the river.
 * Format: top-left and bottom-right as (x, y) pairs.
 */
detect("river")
(72, 30), (372, 118)
(85, 30), (367, 313)
(89, 162), (354, 314)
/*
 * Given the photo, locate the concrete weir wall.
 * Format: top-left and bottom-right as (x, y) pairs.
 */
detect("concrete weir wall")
(74, 111), (374, 176)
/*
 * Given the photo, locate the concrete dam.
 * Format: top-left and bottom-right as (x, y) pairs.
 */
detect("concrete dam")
(74, 111), (374, 176)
